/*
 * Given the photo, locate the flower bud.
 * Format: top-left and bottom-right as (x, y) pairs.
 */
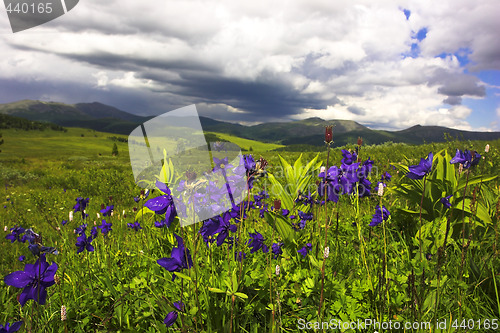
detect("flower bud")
(377, 183), (384, 197)
(357, 137), (363, 146)
(323, 246), (329, 259)
(61, 305), (67, 321)
(325, 126), (333, 144)
(274, 199), (281, 210)
(275, 265), (280, 276)
(320, 166), (325, 174)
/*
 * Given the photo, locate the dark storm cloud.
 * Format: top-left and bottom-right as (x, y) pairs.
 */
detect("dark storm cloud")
(429, 69), (486, 100)
(347, 105), (366, 115)
(167, 73), (339, 120)
(443, 96), (462, 105)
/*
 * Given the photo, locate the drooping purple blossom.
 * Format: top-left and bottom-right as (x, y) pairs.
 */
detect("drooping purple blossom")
(298, 243), (312, 258)
(75, 232), (94, 254)
(5, 226), (25, 243)
(74, 223), (87, 236)
(90, 226), (98, 239)
(235, 251), (246, 262)
(164, 301), (184, 327)
(100, 205), (114, 217)
(369, 205), (390, 227)
(440, 195), (452, 209)
(381, 171), (392, 182)
(3, 254), (58, 307)
(98, 220), (112, 236)
(157, 234), (193, 281)
(247, 232), (269, 254)
(127, 222), (142, 231)
(73, 197), (89, 219)
(0, 321), (23, 332)
(272, 243), (283, 259)
(406, 153), (433, 180)
(450, 149), (481, 169)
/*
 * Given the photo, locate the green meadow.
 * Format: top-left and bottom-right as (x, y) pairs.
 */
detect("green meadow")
(0, 127), (499, 332)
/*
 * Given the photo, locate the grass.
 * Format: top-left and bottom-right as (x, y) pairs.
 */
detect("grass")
(0, 127), (499, 332)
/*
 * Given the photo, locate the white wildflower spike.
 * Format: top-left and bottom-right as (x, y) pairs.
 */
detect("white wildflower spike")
(485, 144), (490, 153)
(377, 183), (384, 197)
(324, 246), (330, 259)
(275, 265), (280, 276)
(61, 305), (67, 321)
(3, 226), (7, 232)
(69, 211), (73, 222)
(320, 166), (325, 174)
(97, 213), (100, 219)
(458, 163), (463, 175)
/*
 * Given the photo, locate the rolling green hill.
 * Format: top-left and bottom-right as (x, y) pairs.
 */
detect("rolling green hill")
(2, 99), (500, 148)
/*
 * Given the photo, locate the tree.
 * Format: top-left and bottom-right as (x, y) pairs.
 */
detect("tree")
(112, 143), (119, 156)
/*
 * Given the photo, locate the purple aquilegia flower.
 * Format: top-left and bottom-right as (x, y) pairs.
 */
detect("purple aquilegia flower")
(73, 197), (89, 219)
(3, 254), (58, 307)
(61, 220), (67, 226)
(406, 152), (433, 179)
(450, 149), (481, 169)
(145, 182), (177, 223)
(381, 171), (392, 182)
(98, 220), (112, 236)
(100, 205), (114, 217)
(247, 232), (269, 254)
(272, 243), (283, 259)
(0, 321), (23, 332)
(154, 219), (167, 228)
(157, 234), (193, 281)
(341, 149), (358, 165)
(298, 243), (312, 258)
(440, 195), (452, 209)
(127, 222), (142, 231)
(5, 226), (25, 243)
(23, 229), (58, 257)
(369, 205), (390, 227)
(74, 223), (87, 236)
(90, 226), (98, 239)
(75, 232), (94, 254)
(164, 301), (184, 327)
(235, 251), (246, 262)
(18, 256), (25, 262)
(216, 212), (237, 247)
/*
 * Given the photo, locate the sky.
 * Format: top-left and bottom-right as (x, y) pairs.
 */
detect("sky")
(0, 0), (499, 131)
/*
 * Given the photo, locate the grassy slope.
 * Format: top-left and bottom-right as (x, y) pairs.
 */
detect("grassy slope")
(205, 131), (284, 151)
(0, 128), (280, 162)
(0, 127), (130, 161)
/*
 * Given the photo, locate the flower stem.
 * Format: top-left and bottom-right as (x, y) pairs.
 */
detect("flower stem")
(418, 175), (427, 262)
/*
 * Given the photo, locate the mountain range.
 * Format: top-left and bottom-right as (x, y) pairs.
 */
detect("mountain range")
(1, 99), (499, 148)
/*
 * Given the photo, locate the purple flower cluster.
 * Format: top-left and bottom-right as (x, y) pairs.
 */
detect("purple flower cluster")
(318, 150), (374, 202)
(450, 149), (481, 169)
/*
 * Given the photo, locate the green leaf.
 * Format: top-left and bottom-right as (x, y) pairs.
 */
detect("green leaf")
(234, 292), (248, 299)
(174, 272), (192, 281)
(264, 212), (295, 245)
(208, 287), (226, 294)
